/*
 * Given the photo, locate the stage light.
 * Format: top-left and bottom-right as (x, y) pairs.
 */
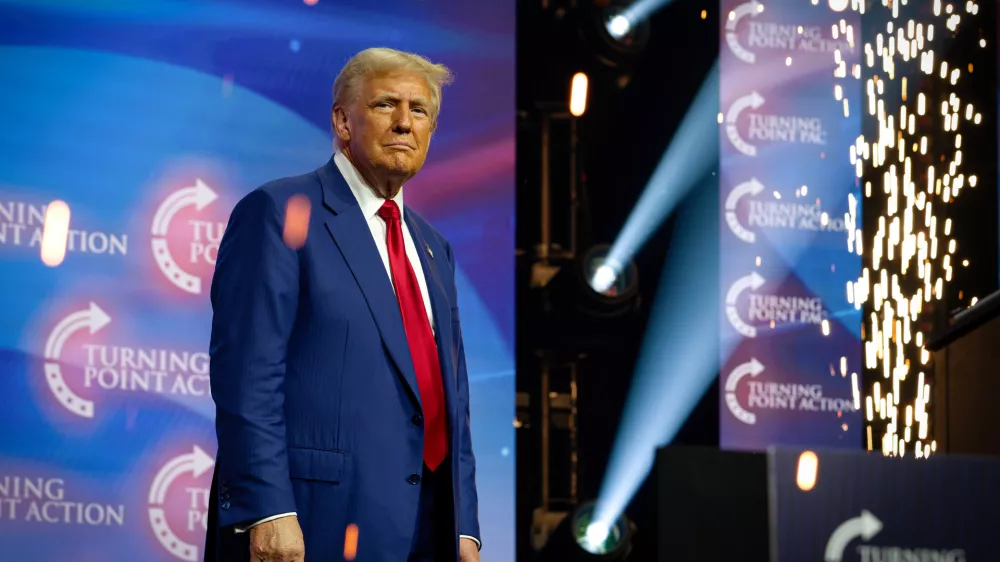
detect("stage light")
(573, 502), (632, 558)
(602, 62), (718, 275)
(570, 72), (590, 117)
(581, 244), (639, 310)
(582, 522), (611, 552)
(536, 500), (634, 561)
(527, 245), (640, 350)
(592, 178), (724, 539)
(590, 264), (618, 294)
(584, 1), (652, 64)
(607, 14), (631, 39)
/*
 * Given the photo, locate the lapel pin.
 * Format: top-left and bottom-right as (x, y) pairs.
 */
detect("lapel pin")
(426, 244), (434, 259)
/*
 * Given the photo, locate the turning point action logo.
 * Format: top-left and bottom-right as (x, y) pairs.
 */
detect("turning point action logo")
(726, 272), (828, 337)
(725, 91), (828, 157)
(0, 199), (128, 256)
(42, 301), (210, 418)
(147, 445), (215, 561)
(824, 510), (966, 562)
(151, 179), (225, 295)
(0, 474), (125, 527)
(725, 177), (847, 243)
(724, 358), (854, 425)
(725, 0), (853, 65)
(724, 357), (765, 424)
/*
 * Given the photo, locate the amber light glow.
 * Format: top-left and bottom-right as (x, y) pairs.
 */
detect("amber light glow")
(40, 200), (71, 267)
(569, 72), (589, 117)
(796, 450), (819, 491)
(283, 194), (312, 249)
(344, 523), (359, 560)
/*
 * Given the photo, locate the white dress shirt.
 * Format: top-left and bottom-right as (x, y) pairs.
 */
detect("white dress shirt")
(333, 150), (435, 330)
(235, 152), (479, 549)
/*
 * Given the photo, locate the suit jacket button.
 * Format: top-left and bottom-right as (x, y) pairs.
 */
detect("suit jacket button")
(408, 474), (421, 485)
(221, 501), (230, 509)
(412, 414), (423, 426)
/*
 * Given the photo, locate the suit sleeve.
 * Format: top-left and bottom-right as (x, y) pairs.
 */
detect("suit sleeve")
(209, 189), (299, 529)
(446, 240), (482, 547)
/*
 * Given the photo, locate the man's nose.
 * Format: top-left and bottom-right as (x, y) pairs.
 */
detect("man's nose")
(392, 104), (413, 132)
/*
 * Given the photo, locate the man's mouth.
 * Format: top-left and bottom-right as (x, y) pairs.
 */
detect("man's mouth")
(385, 142), (414, 150)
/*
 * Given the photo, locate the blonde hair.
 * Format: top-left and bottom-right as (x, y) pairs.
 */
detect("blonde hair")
(333, 47), (454, 121)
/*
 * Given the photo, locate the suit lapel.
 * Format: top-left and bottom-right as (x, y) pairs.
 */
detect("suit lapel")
(317, 159), (423, 410)
(404, 213), (459, 426)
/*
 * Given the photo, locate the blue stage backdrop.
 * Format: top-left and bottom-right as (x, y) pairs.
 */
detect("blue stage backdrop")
(0, 1), (515, 560)
(718, 0), (863, 451)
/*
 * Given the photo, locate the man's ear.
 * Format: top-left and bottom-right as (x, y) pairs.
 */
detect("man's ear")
(332, 105), (351, 144)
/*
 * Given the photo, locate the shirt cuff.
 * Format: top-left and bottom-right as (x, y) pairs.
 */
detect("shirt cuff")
(233, 512), (297, 534)
(459, 535), (482, 551)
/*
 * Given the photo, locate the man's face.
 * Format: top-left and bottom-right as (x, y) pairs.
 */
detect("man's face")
(336, 71), (435, 181)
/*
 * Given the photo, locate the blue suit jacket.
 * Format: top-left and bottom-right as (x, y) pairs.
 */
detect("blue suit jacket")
(206, 157), (480, 561)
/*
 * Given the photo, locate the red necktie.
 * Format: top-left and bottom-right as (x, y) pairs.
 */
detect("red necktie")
(377, 200), (448, 471)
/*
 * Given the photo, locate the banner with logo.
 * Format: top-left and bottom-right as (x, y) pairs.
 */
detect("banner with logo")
(0, 2), (515, 560)
(768, 447), (998, 561)
(719, 0), (863, 450)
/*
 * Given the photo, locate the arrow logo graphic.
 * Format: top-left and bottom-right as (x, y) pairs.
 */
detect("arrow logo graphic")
(725, 177), (765, 243)
(726, 0), (762, 30)
(725, 0), (762, 63)
(148, 445), (215, 561)
(42, 302), (112, 418)
(726, 271), (765, 305)
(726, 272), (765, 338)
(824, 510), (883, 562)
(151, 180), (218, 236)
(150, 179), (218, 295)
(725, 357), (765, 392)
(724, 358), (765, 425)
(725, 92), (765, 157)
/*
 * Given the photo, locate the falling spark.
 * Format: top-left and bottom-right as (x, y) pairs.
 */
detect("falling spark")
(835, 0), (979, 459)
(41, 200), (71, 267)
(283, 194), (312, 249)
(344, 523), (359, 560)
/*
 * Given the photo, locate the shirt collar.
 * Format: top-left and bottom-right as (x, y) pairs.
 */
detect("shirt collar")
(333, 150), (404, 222)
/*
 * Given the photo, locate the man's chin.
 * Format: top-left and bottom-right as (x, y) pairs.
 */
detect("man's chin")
(382, 157), (421, 178)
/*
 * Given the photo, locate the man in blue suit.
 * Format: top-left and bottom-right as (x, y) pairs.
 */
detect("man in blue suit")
(205, 48), (481, 562)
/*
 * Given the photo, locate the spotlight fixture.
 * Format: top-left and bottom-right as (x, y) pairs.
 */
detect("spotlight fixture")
(536, 500), (635, 561)
(580, 244), (640, 316)
(526, 246), (639, 352)
(573, 502), (632, 557)
(580, 0), (651, 68)
(606, 13), (632, 39)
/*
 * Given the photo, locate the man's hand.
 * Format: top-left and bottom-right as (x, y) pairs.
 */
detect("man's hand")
(249, 515), (305, 562)
(459, 537), (481, 562)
